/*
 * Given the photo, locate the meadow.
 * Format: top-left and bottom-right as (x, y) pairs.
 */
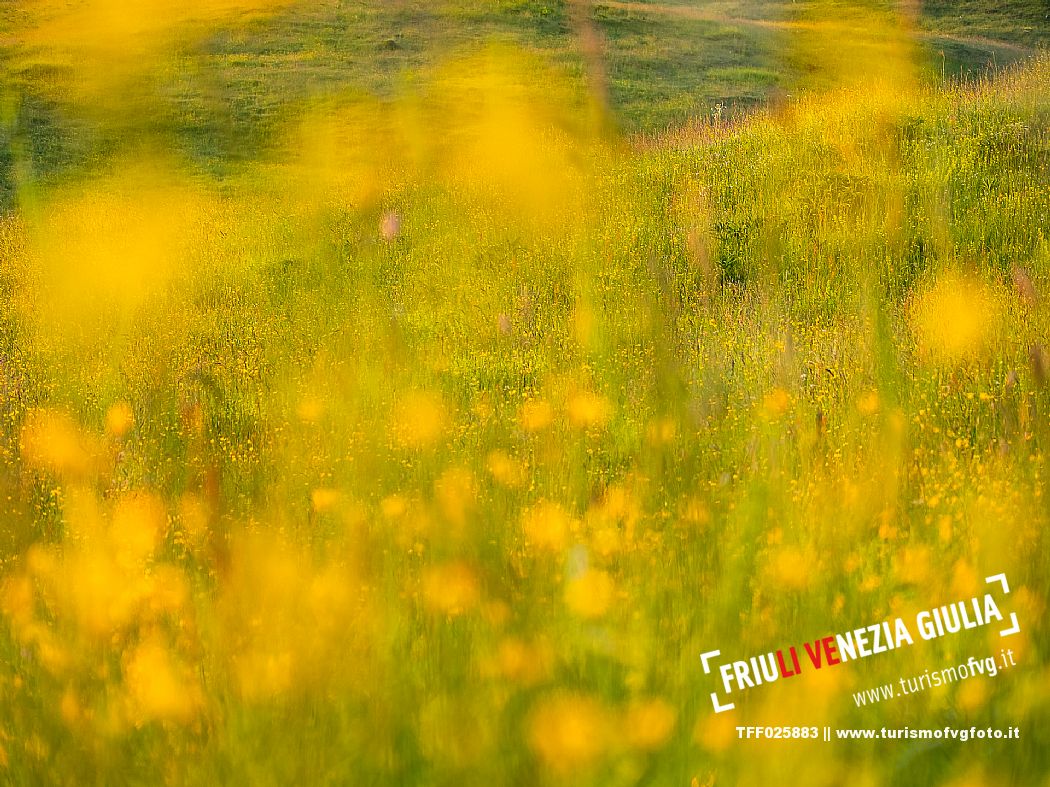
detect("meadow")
(0, 1), (1049, 785)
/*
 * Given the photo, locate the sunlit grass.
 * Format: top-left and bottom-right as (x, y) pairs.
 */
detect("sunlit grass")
(0, 1), (1049, 784)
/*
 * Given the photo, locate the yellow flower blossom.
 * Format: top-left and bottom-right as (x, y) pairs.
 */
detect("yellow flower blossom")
(486, 450), (526, 488)
(20, 409), (94, 477)
(564, 569), (614, 619)
(421, 562), (480, 616)
(911, 273), (1000, 363)
(392, 391), (448, 449)
(567, 391), (612, 430)
(310, 487), (341, 514)
(522, 501), (573, 552)
(624, 698), (677, 751)
(762, 387), (791, 417)
(110, 493), (167, 568)
(519, 399), (554, 432)
(768, 546), (813, 590)
(856, 390), (880, 415)
(104, 402), (135, 439)
(434, 468), (477, 528)
(527, 694), (611, 775)
(124, 637), (200, 724)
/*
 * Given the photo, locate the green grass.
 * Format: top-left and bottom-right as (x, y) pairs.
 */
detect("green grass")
(1, 2), (1049, 785)
(921, 0), (1049, 46)
(1, 0), (1045, 196)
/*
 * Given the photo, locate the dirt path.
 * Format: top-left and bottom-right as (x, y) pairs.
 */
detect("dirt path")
(922, 32), (1033, 56)
(599, 0), (802, 31)
(598, 0), (1036, 56)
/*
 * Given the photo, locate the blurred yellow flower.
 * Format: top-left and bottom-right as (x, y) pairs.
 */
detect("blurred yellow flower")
(693, 711), (736, 753)
(295, 396), (326, 423)
(220, 534), (373, 701)
(110, 493), (167, 568)
(392, 391), (448, 449)
(124, 637), (200, 724)
(380, 494), (409, 519)
(956, 676), (988, 712)
(522, 501), (573, 552)
(519, 399), (554, 432)
(624, 698), (677, 751)
(434, 468), (477, 528)
(937, 514), (954, 543)
(177, 493), (211, 551)
(495, 637), (552, 686)
(589, 526), (623, 558)
(486, 450), (526, 488)
(310, 487), (342, 514)
(0, 574), (36, 632)
(597, 485), (638, 525)
(951, 559), (980, 598)
(59, 688), (81, 727)
(567, 391), (612, 430)
(859, 573), (883, 592)
(104, 402), (135, 439)
(895, 546), (930, 585)
(856, 390), (880, 415)
(422, 562), (480, 616)
(146, 565), (189, 616)
(564, 569), (614, 619)
(59, 550), (135, 637)
(20, 409), (94, 477)
(768, 546), (813, 590)
(527, 694), (610, 775)
(911, 273), (1000, 363)
(762, 387), (791, 417)
(646, 417), (677, 445)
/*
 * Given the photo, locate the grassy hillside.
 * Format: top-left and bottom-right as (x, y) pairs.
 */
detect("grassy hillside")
(0, 0), (1045, 193)
(0, 1), (1049, 785)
